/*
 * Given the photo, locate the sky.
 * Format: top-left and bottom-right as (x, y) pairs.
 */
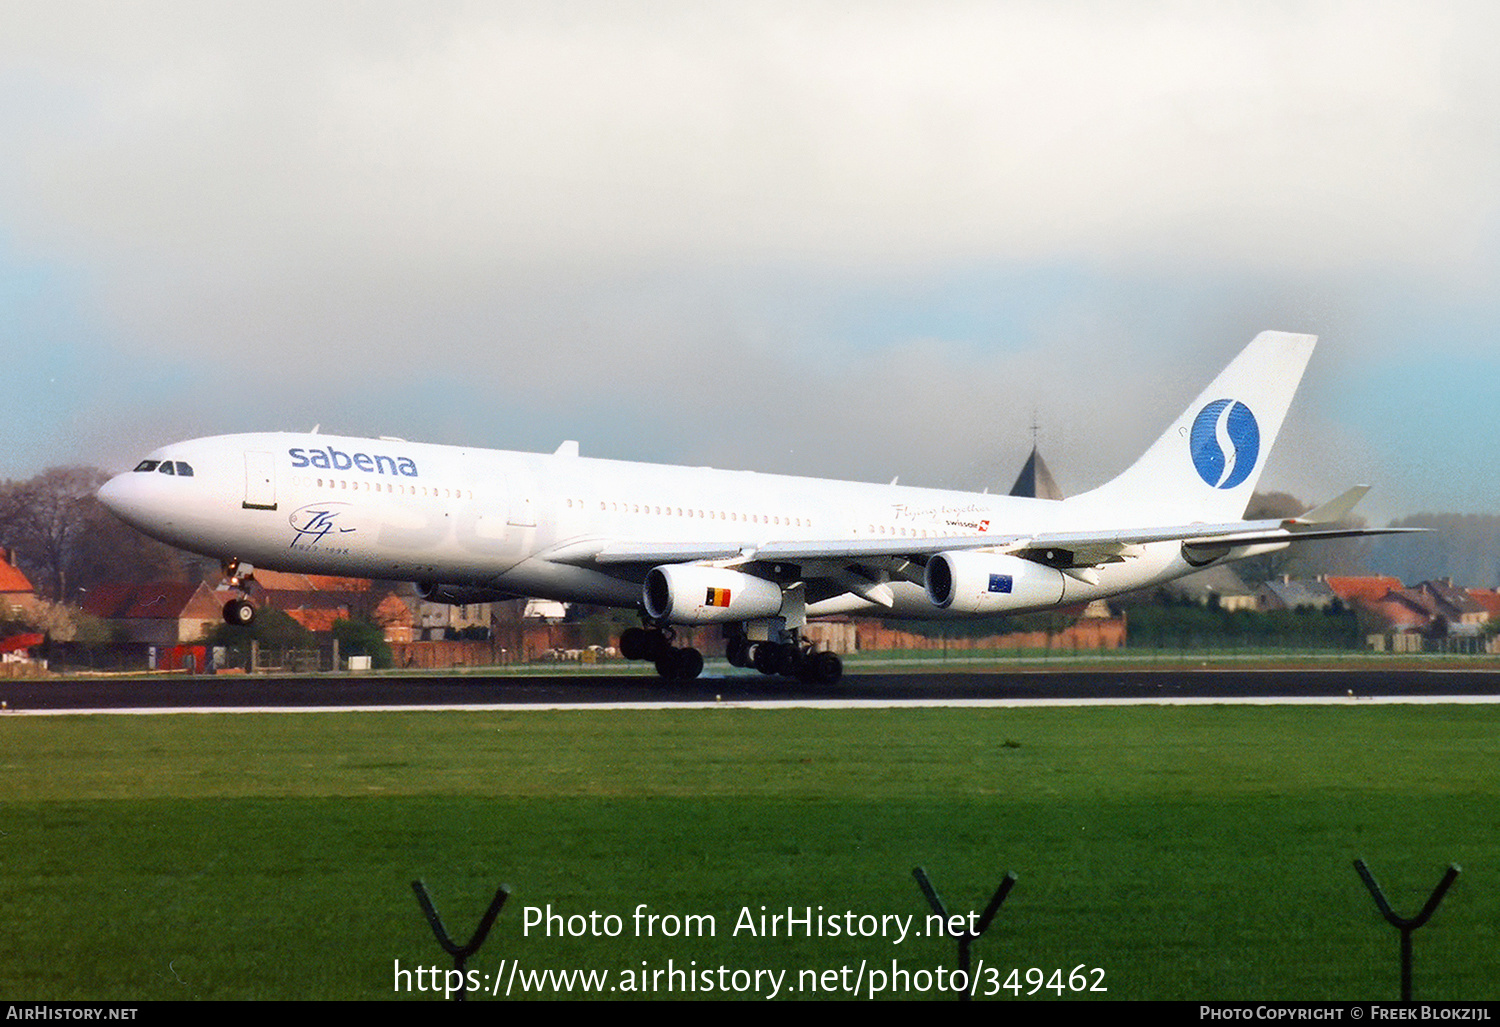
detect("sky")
(3, 1), (1498, 525)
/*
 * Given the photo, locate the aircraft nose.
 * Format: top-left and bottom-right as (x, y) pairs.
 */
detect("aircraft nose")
(96, 471), (155, 528)
(96, 473), (127, 515)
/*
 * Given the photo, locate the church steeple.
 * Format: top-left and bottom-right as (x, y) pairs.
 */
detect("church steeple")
(1008, 445), (1063, 499)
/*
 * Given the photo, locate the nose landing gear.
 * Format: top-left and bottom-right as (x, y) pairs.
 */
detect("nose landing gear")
(220, 558), (258, 626)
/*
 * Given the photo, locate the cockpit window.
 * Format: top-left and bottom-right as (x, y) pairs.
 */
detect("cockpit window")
(175, 462), (194, 476)
(157, 462), (175, 475)
(133, 460), (160, 473)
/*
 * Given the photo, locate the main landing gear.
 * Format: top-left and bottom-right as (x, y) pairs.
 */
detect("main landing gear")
(725, 637), (843, 685)
(617, 623), (843, 685)
(619, 626), (703, 681)
(220, 558), (258, 626)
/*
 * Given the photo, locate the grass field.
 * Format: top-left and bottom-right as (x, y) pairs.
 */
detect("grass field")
(2, 703), (1497, 1001)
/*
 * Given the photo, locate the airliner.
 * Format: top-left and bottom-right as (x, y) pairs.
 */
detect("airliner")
(97, 331), (1400, 683)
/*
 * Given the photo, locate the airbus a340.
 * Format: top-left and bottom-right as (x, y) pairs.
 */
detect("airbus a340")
(98, 331), (1401, 683)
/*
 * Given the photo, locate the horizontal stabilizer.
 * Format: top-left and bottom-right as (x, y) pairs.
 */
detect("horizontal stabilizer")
(1292, 485), (1370, 524)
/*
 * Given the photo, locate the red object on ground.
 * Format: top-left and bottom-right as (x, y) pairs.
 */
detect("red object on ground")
(0, 633), (45, 653)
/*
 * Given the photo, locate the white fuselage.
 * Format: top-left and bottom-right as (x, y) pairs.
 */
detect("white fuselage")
(96, 431), (1199, 619)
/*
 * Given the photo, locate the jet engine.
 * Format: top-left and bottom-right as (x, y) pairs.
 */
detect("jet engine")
(417, 582), (518, 606)
(643, 565), (785, 625)
(924, 551), (1066, 614)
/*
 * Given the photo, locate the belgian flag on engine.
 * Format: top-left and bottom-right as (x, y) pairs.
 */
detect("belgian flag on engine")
(705, 587), (732, 608)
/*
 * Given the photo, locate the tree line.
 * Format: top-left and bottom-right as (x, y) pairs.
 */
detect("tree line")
(0, 466), (198, 602)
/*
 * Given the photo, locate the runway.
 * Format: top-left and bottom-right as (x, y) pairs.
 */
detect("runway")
(4, 665), (1500, 713)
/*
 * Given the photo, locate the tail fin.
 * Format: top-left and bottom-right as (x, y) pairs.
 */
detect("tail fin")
(1071, 331), (1317, 522)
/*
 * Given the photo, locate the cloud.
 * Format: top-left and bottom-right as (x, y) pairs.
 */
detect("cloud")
(9, 2), (1500, 276)
(1, 3), (1496, 515)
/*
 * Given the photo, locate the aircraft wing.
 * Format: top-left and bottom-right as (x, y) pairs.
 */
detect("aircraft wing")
(557, 496), (1418, 571)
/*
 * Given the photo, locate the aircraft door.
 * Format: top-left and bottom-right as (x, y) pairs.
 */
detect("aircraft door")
(243, 451), (277, 510)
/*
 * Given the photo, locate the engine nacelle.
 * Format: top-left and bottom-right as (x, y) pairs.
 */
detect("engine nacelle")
(924, 551), (1066, 614)
(643, 565), (785, 625)
(417, 582), (518, 606)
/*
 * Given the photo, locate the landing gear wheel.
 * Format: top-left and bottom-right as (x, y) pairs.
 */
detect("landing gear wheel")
(725, 637), (751, 668)
(655, 646), (704, 681)
(620, 626), (673, 662)
(676, 647), (704, 680)
(795, 649), (821, 684)
(620, 627), (650, 661)
(812, 650), (843, 685)
(774, 644), (799, 678)
(223, 598), (256, 626)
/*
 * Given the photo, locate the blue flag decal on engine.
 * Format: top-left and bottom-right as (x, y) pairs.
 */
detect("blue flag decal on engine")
(1190, 399), (1260, 489)
(988, 574), (1013, 594)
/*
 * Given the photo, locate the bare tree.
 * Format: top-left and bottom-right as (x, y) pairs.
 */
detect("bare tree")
(6, 468), (102, 600)
(5, 467), (190, 601)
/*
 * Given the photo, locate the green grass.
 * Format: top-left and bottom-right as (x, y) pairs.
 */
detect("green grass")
(2, 705), (1498, 1000)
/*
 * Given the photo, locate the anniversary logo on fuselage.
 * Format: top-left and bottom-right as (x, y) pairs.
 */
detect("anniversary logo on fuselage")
(289, 502), (357, 554)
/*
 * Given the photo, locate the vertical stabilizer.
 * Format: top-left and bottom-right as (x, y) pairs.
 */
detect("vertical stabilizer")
(1070, 331), (1316, 522)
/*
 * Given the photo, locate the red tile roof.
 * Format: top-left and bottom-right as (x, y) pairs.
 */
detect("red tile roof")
(0, 551), (33, 594)
(1467, 589), (1500, 620)
(252, 570), (372, 592)
(82, 581), (220, 620)
(250, 570), (314, 590)
(1324, 576), (1404, 605)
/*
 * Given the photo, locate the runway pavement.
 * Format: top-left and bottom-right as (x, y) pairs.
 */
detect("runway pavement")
(4, 665), (1500, 712)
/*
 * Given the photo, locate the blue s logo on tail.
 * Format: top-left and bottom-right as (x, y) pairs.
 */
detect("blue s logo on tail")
(1190, 400), (1260, 489)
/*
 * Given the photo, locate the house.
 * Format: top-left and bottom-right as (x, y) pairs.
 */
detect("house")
(372, 592), (416, 643)
(1162, 565), (1257, 611)
(1467, 588), (1500, 625)
(1255, 575), (1338, 613)
(1342, 578), (1495, 639)
(0, 547), (37, 619)
(1417, 579), (1489, 635)
(1324, 576), (1406, 608)
(248, 570), (416, 639)
(80, 581), (223, 645)
(1359, 587), (1439, 634)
